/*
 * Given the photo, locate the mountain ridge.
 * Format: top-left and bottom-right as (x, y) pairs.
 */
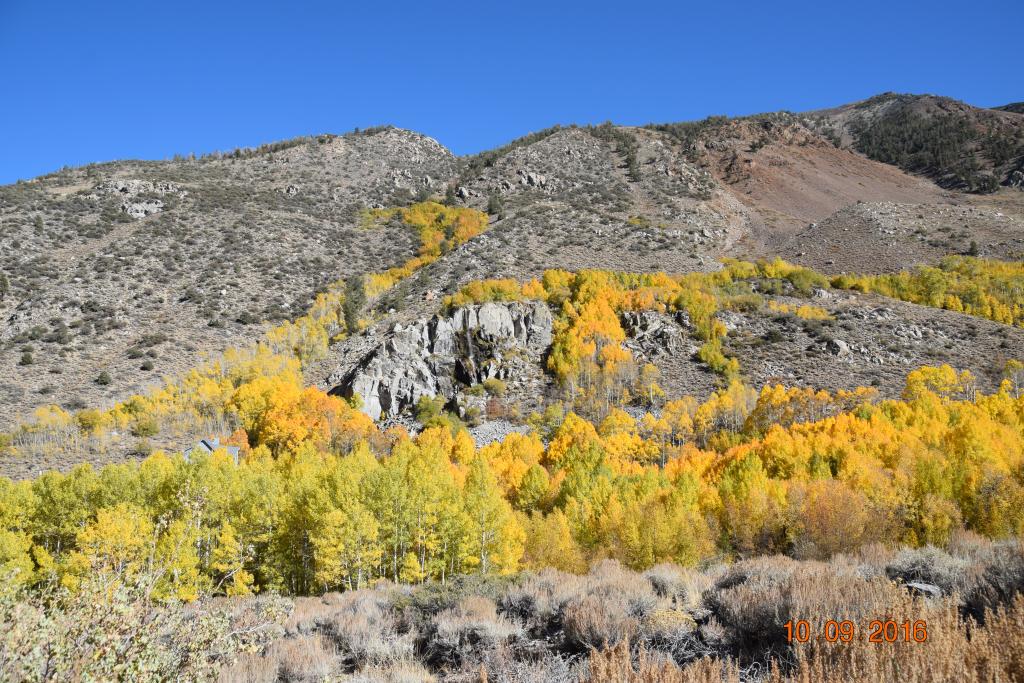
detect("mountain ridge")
(2, 92), (1023, 477)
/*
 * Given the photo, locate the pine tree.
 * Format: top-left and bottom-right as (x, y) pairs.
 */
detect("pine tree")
(486, 192), (504, 217)
(342, 275), (366, 334)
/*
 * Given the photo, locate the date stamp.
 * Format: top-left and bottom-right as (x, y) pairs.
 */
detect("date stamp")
(784, 619), (928, 643)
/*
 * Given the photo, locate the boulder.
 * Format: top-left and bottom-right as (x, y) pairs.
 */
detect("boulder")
(812, 288), (832, 300)
(905, 582), (942, 599)
(516, 169), (547, 188)
(827, 339), (851, 356)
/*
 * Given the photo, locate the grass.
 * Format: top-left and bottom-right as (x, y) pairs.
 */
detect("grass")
(210, 537), (1022, 681)
(4, 535), (1023, 681)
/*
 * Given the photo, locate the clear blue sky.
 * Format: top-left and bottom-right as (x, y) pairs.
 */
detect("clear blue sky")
(1, 0), (1020, 184)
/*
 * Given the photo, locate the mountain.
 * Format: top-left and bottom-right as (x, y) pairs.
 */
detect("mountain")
(5, 93), (1024, 682)
(995, 102), (1024, 114)
(812, 93), (1024, 192)
(0, 128), (453, 433)
(1, 93), (1023, 478)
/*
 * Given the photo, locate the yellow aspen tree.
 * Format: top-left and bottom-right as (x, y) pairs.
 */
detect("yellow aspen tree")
(210, 521), (254, 597)
(64, 503), (155, 588)
(155, 519), (204, 602)
(519, 510), (586, 573)
(462, 454), (522, 574)
(311, 506), (381, 591)
(0, 530), (35, 586)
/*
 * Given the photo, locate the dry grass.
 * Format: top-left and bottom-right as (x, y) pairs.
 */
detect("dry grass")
(585, 595), (1024, 682)
(178, 538), (1024, 681)
(344, 660), (437, 682)
(643, 564), (713, 610)
(218, 635), (338, 682)
(884, 545), (973, 593)
(325, 590), (416, 668)
(563, 593), (640, 650)
(273, 634), (340, 682)
(427, 595), (522, 665)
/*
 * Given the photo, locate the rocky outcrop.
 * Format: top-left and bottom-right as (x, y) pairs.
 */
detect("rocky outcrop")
(1009, 168), (1024, 190)
(96, 179), (184, 197)
(330, 302), (553, 420)
(826, 338), (851, 357)
(469, 420), (531, 447)
(518, 169), (547, 188)
(93, 179), (186, 219)
(621, 310), (692, 357)
(121, 199), (164, 218)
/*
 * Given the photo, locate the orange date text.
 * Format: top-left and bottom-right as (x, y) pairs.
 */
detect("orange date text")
(784, 619), (927, 643)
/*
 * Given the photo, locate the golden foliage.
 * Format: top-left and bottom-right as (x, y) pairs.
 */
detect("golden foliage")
(766, 300), (833, 320)
(364, 202), (489, 296)
(4, 364), (1024, 599)
(832, 256), (1024, 326)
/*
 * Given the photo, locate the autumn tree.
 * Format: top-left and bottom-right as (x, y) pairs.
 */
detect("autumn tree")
(462, 454), (523, 574)
(64, 503), (155, 588)
(519, 510), (585, 572)
(210, 521), (254, 596)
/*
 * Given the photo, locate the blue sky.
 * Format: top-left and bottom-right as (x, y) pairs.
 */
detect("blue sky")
(0, 0), (1020, 184)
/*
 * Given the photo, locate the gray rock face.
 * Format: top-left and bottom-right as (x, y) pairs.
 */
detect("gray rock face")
(621, 310), (690, 356)
(330, 301), (553, 420)
(517, 169), (547, 188)
(120, 200), (164, 218)
(97, 179), (183, 197)
(94, 178), (185, 219)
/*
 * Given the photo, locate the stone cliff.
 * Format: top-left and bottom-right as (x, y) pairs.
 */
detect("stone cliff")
(329, 301), (553, 420)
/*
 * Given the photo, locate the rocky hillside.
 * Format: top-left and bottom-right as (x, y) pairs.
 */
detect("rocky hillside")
(814, 93), (1024, 192)
(778, 193), (1024, 274)
(313, 282), (1024, 439)
(650, 112), (943, 237)
(2, 93), (1024, 474)
(0, 128), (453, 430)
